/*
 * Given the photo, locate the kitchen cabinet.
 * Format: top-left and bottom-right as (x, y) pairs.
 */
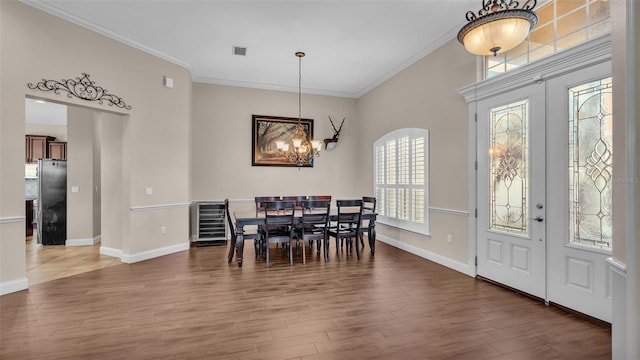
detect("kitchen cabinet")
(25, 135), (55, 163)
(48, 141), (67, 160)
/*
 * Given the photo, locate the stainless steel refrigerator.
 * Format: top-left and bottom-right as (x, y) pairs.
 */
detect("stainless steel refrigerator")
(37, 159), (67, 245)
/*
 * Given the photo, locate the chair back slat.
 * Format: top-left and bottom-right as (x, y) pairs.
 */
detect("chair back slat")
(335, 199), (364, 229)
(308, 195), (331, 201)
(255, 196), (281, 214)
(262, 200), (296, 231)
(300, 200), (331, 227)
(282, 196), (307, 209)
(362, 196), (377, 213)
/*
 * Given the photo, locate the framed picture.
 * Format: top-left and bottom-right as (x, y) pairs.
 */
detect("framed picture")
(252, 114), (314, 167)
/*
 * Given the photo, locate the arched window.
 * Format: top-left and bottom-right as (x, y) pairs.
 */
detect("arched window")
(374, 128), (429, 235)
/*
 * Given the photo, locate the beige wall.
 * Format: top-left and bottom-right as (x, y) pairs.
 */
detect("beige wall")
(99, 113), (124, 253)
(1, 1), (191, 288)
(191, 83), (359, 201)
(66, 106), (98, 242)
(356, 39), (475, 266)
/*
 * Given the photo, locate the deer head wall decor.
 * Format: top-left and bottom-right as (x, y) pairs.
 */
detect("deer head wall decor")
(323, 116), (345, 151)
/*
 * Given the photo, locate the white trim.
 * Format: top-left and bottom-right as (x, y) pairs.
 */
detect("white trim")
(120, 242), (189, 264)
(377, 234), (476, 277)
(66, 235), (101, 247)
(428, 207), (468, 217)
(130, 203), (189, 212)
(0, 278), (29, 296)
(607, 257), (627, 277)
(99, 246), (123, 259)
(458, 35), (612, 102)
(0, 216), (24, 224)
(624, 1), (639, 359)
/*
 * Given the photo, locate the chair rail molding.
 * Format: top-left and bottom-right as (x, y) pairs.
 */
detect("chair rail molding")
(0, 216), (25, 224)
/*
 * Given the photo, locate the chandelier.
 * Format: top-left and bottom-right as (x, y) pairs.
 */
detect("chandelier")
(457, 0), (538, 56)
(275, 51), (322, 167)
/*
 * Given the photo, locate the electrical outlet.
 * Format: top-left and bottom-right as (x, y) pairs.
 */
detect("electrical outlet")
(447, 234), (452, 243)
(160, 226), (166, 234)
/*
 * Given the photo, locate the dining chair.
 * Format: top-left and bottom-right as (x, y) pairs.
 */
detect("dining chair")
(327, 199), (363, 261)
(307, 195), (331, 201)
(262, 200), (296, 267)
(297, 200), (331, 263)
(359, 196), (377, 248)
(282, 195), (307, 210)
(255, 196), (281, 214)
(225, 199), (262, 263)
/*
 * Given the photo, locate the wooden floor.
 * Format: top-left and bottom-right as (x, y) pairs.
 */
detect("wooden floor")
(1, 240), (611, 360)
(25, 236), (121, 285)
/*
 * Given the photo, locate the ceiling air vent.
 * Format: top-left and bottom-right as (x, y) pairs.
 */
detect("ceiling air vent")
(233, 46), (247, 56)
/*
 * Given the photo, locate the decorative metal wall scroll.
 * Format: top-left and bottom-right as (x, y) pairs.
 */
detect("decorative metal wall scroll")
(28, 73), (132, 110)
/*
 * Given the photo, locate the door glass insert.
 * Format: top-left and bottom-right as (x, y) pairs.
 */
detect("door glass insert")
(489, 99), (529, 234)
(568, 77), (613, 250)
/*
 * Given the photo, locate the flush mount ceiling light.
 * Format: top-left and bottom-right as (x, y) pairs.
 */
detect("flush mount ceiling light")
(457, 0), (538, 56)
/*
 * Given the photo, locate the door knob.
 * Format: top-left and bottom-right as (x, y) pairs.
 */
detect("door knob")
(534, 216), (544, 222)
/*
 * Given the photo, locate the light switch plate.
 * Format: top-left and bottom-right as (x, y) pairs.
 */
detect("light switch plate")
(145, 187), (153, 195)
(71, 186), (79, 193)
(163, 76), (174, 89)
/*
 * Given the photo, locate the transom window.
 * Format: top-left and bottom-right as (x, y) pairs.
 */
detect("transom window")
(374, 128), (429, 235)
(486, 0), (610, 78)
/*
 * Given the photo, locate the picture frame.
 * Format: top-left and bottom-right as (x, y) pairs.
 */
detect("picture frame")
(252, 114), (314, 167)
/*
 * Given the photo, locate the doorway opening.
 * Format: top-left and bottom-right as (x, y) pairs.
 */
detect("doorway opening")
(24, 97), (122, 285)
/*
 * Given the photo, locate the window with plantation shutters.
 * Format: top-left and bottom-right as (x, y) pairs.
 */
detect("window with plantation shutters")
(374, 128), (429, 235)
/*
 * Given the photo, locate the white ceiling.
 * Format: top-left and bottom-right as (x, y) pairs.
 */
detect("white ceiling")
(25, 98), (67, 125)
(23, 0), (477, 99)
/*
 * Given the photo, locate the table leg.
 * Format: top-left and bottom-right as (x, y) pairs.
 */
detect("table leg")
(368, 223), (376, 255)
(236, 233), (244, 267)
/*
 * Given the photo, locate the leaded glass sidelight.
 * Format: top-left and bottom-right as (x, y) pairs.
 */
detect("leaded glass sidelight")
(489, 99), (529, 234)
(569, 77), (613, 250)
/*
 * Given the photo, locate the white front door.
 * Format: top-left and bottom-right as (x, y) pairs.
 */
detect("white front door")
(546, 61), (613, 322)
(476, 83), (547, 299)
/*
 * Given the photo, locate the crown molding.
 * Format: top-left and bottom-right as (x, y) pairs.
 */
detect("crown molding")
(21, 0), (193, 72)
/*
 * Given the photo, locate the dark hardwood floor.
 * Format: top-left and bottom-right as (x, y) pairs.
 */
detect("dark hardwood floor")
(1, 241), (611, 360)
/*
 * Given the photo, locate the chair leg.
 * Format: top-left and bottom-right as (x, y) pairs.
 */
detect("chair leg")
(323, 238), (329, 262)
(289, 241), (294, 266)
(302, 240), (306, 264)
(335, 237), (341, 261)
(266, 242), (270, 267)
(360, 233), (365, 247)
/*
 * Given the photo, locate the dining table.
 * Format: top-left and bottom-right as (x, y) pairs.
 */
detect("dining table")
(228, 209), (377, 267)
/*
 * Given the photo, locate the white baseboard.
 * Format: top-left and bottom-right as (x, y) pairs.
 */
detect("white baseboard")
(120, 242), (190, 264)
(0, 277), (29, 296)
(66, 235), (101, 246)
(377, 234), (476, 277)
(100, 246), (123, 259)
